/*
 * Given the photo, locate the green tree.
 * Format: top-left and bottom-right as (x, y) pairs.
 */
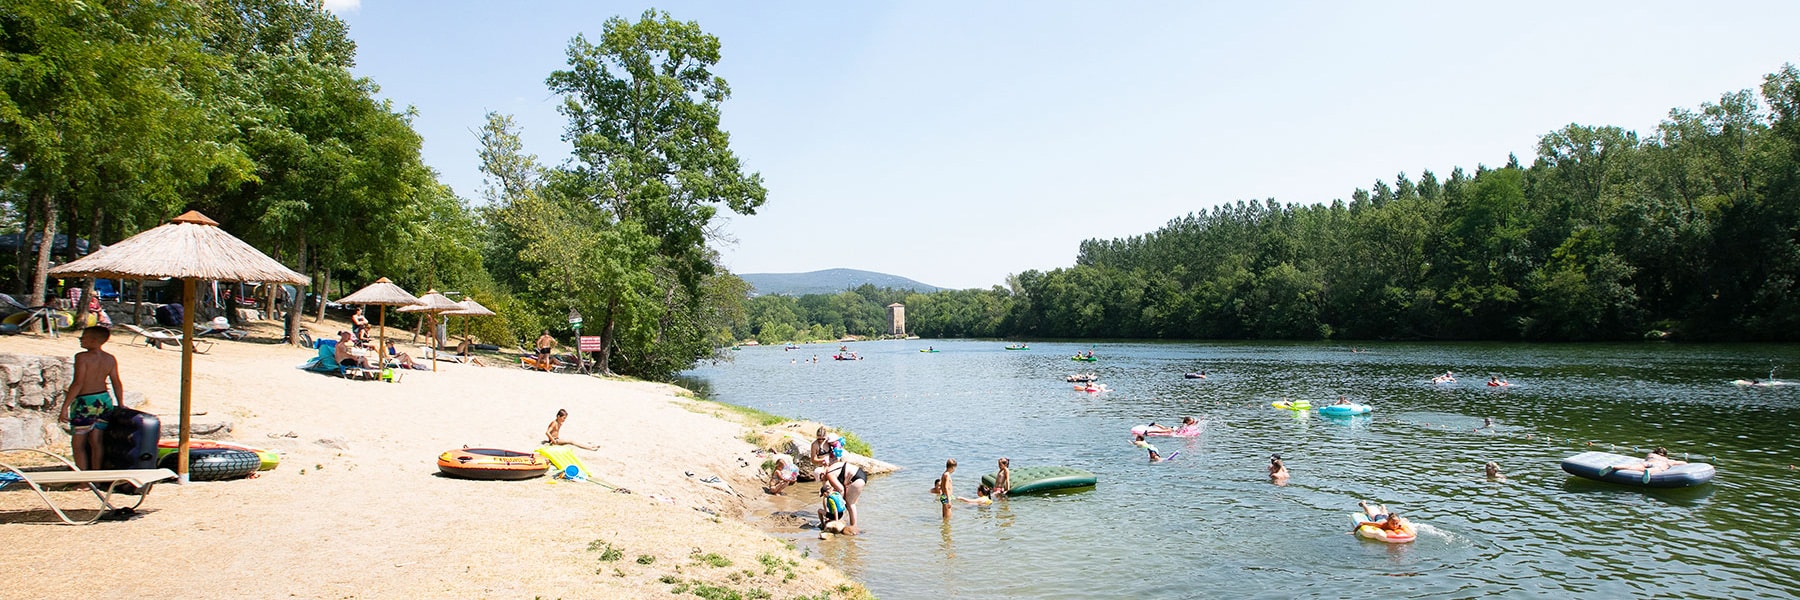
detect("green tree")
(540, 10), (767, 375)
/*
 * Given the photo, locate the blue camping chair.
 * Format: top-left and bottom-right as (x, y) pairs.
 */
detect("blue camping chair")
(299, 339), (342, 374)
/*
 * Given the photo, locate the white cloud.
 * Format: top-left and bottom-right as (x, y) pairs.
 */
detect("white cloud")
(322, 0), (360, 13)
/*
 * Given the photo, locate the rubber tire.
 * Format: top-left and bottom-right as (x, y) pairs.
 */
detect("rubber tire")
(158, 448), (261, 481)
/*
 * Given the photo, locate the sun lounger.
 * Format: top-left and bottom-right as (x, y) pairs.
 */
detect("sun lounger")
(196, 325), (248, 341)
(120, 323), (213, 354)
(0, 448), (178, 525)
(420, 346), (466, 363)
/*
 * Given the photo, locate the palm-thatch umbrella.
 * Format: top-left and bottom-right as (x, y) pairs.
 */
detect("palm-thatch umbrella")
(335, 277), (421, 362)
(443, 298), (496, 351)
(397, 289), (461, 372)
(47, 211), (308, 481)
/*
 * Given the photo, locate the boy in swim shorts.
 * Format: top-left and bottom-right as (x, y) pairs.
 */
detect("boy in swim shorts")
(934, 459), (956, 519)
(60, 326), (124, 470)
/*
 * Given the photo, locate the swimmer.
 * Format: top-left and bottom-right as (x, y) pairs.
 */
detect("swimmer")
(957, 483), (996, 505)
(1132, 434), (1164, 462)
(1485, 461), (1505, 481)
(1332, 396), (1351, 406)
(1269, 454), (1289, 484)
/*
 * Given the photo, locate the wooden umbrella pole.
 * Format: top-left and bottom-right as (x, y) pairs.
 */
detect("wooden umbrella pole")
(378, 307), (387, 367)
(431, 313), (438, 372)
(178, 278), (196, 482)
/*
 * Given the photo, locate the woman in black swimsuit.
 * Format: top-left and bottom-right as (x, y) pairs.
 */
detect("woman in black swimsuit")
(824, 450), (868, 534)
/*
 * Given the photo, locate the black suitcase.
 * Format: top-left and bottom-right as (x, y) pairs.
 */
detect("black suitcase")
(99, 406), (162, 474)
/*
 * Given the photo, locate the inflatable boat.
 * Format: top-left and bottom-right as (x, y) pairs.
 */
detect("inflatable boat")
(437, 448), (550, 480)
(1272, 400), (1312, 411)
(980, 466), (1096, 495)
(1560, 451), (1715, 488)
(1318, 403), (1372, 416)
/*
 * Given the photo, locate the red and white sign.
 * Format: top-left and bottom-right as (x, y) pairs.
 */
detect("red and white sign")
(578, 336), (604, 352)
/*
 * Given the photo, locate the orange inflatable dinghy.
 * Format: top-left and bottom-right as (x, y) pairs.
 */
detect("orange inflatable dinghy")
(437, 447), (549, 480)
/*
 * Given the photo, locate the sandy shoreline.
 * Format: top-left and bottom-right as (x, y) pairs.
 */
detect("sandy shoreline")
(0, 323), (869, 599)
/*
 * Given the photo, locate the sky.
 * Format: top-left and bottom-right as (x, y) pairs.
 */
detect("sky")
(332, 1), (1800, 290)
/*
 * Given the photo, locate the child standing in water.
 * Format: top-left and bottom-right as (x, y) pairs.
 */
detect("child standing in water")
(933, 459), (956, 519)
(59, 326), (123, 470)
(992, 457), (1011, 498)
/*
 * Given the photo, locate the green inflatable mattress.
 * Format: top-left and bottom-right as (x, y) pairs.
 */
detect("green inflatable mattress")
(980, 466), (1097, 495)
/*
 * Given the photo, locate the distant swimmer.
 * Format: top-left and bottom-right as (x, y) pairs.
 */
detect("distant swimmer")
(1269, 454), (1290, 484)
(1485, 461), (1506, 481)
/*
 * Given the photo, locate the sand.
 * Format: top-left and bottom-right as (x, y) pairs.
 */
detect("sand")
(0, 323), (867, 599)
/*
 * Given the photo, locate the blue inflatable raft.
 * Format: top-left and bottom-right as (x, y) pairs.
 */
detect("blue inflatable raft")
(1318, 403), (1372, 416)
(1560, 451), (1715, 488)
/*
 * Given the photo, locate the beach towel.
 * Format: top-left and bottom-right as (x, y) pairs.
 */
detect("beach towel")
(299, 339), (342, 373)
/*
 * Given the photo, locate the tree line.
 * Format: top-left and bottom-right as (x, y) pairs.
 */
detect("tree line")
(742, 65), (1800, 343)
(3, 3), (761, 379)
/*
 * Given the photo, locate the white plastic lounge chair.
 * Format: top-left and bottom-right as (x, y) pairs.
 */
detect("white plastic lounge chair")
(420, 346), (466, 364)
(0, 449), (178, 525)
(120, 323), (213, 354)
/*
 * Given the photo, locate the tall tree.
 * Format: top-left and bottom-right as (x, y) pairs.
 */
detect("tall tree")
(539, 10), (767, 375)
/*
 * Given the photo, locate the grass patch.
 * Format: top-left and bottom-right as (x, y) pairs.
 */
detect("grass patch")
(637, 555), (657, 565)
(837, 430), (872, 458)
(587, 539), (623, 562)
(691, 551), (733, 568)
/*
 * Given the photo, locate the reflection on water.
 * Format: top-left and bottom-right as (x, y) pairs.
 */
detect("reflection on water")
(686, 340), (1800, 599)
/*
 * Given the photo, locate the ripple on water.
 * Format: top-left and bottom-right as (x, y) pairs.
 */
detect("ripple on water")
(689, 340), (1800, 599)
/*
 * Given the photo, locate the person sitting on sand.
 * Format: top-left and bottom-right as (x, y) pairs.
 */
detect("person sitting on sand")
(1269, 454), (1289, 483)
(544, 409), (599, 451)
(766, 455), (799, 495)
(335, 331), (374, 369)
(1485, 461), (1505, 481)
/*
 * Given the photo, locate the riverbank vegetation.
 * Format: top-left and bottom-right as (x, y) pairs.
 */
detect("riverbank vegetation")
(735, 65), (1800, 342)
(2, 3), (759, 378)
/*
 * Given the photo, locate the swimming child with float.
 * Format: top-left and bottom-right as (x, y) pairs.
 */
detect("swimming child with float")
(60, 326), (124, 470)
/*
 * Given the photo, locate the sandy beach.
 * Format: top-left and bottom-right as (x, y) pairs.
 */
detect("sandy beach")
(0, 324), (868, 599)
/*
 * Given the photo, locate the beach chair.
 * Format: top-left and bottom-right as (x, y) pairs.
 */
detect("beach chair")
(300, 339), (386, 381)
(120, 323), (213, 354)
(0, 448), (178, 525)
(196, 317), (248, 341)
(420, 346), (466, 364)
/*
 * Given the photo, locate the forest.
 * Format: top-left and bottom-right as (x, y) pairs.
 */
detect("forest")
(739, 64), (1800, 343)
(9, 4), (1800, 390)
(2, 2), (759, 379)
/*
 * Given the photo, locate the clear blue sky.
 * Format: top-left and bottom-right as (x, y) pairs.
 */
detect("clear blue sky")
(331, 1), (1800, 290)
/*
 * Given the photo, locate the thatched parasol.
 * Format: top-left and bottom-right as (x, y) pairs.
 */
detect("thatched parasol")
(398, 290), (461, 371)
(47, 211), (308, 482)
(443, 298), (496, 352)
(335, 277), (421, 363)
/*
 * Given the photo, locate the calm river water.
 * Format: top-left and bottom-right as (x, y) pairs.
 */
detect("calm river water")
(681, 340), (1800, 599)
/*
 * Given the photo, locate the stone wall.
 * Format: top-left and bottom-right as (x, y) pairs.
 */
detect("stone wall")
(0, 353), (145, 450)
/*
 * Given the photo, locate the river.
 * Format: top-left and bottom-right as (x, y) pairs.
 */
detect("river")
(681, 340), (1800, 599)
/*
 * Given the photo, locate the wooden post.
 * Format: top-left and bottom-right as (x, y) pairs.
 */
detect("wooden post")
(177, 278), (196, 482)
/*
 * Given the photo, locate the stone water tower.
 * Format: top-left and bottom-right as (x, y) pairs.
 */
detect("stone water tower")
(887, 303), (906, 336)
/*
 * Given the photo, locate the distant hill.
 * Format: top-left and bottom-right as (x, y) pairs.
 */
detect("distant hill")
(739, 269), (943, 296)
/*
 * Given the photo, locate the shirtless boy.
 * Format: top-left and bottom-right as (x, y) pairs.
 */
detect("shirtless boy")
(59, 327), (124, 470)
